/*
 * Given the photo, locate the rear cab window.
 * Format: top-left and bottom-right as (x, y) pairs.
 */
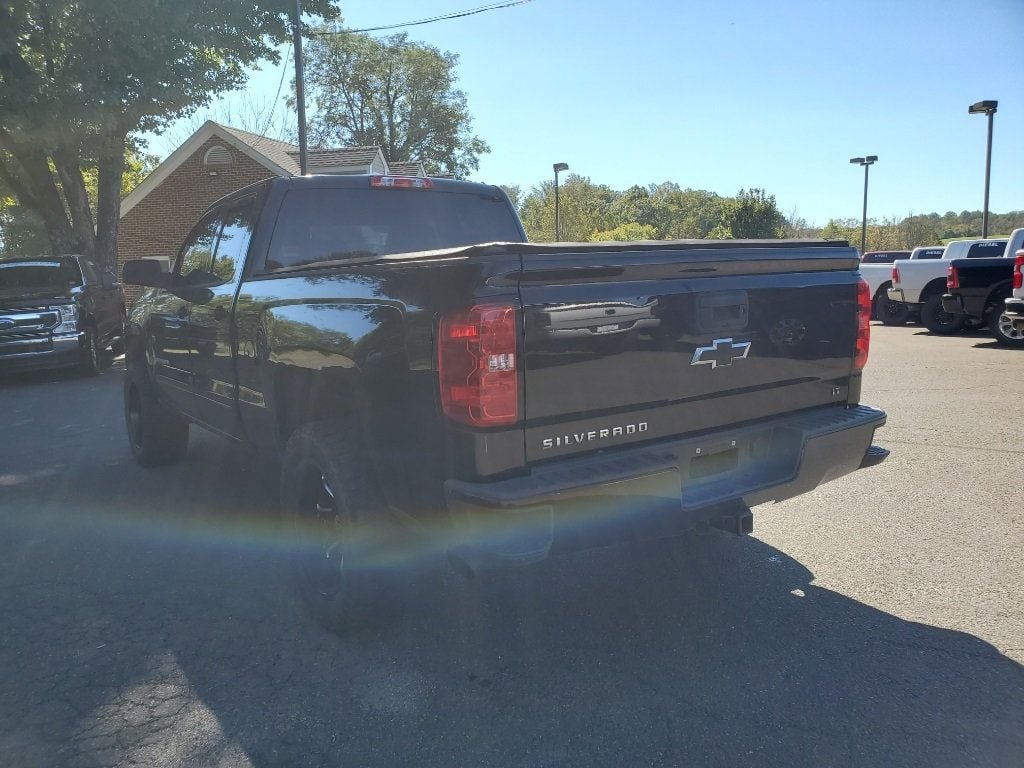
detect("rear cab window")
(966, 240), (1007, 258)
(261, 185), (524, 272)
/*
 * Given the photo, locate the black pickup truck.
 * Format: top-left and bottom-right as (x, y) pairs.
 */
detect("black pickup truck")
(942, 257), (1023, 347)
(0, 254), (126, 375)
(122, 174), (888, 628)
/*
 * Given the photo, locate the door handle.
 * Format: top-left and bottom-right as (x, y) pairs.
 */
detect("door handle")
(176, 305), (191, 319)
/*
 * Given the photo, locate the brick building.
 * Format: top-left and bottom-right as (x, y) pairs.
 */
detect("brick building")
(117, 121), (425, 302)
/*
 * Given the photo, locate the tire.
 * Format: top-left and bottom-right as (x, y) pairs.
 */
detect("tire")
(989, 309), (1024, 348)
(875, 293), (910, 326)
(281, 421), (407, 633)
(124, 368), (190, 466)
(921, 294), (964, 335)
(110, 308), (127, 355)
(79, 324), (102, 376)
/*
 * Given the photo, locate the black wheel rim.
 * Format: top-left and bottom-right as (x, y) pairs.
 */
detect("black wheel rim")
(881, 300), (904, 320)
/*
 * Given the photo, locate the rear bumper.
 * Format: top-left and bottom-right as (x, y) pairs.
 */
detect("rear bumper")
(886, 288), (917, 306)
(941, 293), (965, 315)
(1005, 298), (1024, 318)
(446, 404), (887, 564)
(0, 332), (83, 374)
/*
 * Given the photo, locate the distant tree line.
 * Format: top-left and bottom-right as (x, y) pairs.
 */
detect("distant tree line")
(788, 209), (1024, 252)
(504, 176), (787, 242)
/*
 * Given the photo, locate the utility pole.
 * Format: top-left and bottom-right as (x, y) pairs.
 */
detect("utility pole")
(553, 162), (568, 240)
(968, 100), (998, 238)
(849, 156), (878, 254)
(292, 0), (308, 175)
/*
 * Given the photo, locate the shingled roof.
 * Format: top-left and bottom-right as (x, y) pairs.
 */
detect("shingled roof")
(218, 124), (302, 175)
(120, 121), (426, 218)
(387, 161), (427, 177)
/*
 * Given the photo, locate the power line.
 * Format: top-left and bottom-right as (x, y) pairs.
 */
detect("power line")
(262, 38), (293, 138)
(306, 0), (533, 36)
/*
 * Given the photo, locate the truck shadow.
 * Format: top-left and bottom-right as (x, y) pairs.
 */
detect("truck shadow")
(2, 424), (1022, 767)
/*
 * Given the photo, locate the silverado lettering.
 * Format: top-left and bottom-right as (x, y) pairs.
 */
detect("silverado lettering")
(542, 422), (649, 449)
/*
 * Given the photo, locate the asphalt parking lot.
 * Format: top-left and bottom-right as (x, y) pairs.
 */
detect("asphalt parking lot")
(0, 324), (1021, 768)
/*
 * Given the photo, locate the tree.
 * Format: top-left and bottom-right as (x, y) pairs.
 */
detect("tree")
(1, 148), (158, 256)
(519, 175), (617, 241)
(499, 185), (522, 215)
(726, 188), (787, 238)
(304, 31), (489, 178)
(0, 0), (337, 266)
(590, 222), (658, 241)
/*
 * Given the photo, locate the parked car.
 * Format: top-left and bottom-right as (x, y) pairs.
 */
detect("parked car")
(860, 247), (941, 324)
(0, 254), (126, 375)
(121, 174), (888, 630)
(888, 237), (1009, 333)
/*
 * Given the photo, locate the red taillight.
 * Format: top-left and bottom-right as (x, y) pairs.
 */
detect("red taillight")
(891, 265), (900, 284)
(947, 265), (959, 290)
(855, 278), (871, 371)
(1014, 250), (1024, 290)
(438, 304), (518, 427)
(370, 175), (434, 189)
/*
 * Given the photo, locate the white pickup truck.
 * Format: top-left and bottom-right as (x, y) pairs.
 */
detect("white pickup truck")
(861, 246), (943, 325)
(888, 237), (1010, 333)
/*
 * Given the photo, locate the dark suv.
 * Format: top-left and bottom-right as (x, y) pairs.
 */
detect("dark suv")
(0, 254), (126, 376)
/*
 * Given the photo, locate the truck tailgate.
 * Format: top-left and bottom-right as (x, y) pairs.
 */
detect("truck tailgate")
(518, 242), (860, 462)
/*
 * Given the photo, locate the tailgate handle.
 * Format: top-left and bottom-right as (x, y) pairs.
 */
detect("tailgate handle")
(697, 291), (748, 333)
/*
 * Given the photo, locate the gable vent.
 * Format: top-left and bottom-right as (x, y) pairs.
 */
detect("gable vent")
(203, 145), (233, 167)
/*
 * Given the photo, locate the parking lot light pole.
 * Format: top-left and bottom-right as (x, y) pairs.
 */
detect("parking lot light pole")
(849, 155), (878, 254)
(968, 100), (998, 238)
(553, 162), (568, 241)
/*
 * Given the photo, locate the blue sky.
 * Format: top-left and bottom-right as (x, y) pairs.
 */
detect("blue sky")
(148, 0), (1024, 226)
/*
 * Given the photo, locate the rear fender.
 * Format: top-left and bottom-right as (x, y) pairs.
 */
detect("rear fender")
(983, 281), (1013, 317)
(919, 277), (949, 302)
(261, 302), (408, 452)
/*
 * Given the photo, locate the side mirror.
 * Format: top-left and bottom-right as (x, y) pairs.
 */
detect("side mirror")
(122, 259), (167, 288)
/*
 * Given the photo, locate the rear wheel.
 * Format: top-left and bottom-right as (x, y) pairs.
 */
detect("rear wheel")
(989, 309), (1024, 348)
(875, 293), (910, 325)
(281, 421), (408, 633)
(124, 369), (189, 466)
(78, 325), (101, 376)
(110, 308), (128, 355)
(921, 294), (964, 335)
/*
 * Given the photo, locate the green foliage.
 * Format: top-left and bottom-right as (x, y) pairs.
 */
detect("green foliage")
(590, 222), (659, 241)
(517, 176), (787, 242)
(305, 30), (489, 178)
(727, 188), (787, 238)
(519, 175), (618, 242)
(812, 208), (1024, 252)
(499, 185), (522, 214)
(0, 0), (336, 263)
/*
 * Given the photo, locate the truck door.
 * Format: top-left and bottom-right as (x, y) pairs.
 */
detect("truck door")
(147, 211), (221, 415)
(185, 194), (259, 437)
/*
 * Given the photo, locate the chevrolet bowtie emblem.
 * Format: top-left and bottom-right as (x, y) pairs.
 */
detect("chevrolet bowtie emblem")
(690, 338), (751, 369)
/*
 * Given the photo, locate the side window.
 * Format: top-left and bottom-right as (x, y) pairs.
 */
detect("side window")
(176, 212), (222, 279)
(210, 196), (258, 284)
